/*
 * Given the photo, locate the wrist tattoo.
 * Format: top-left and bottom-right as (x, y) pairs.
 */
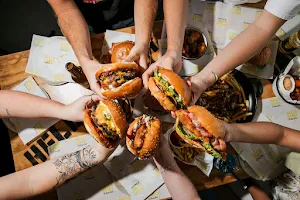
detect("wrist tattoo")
(53, 146), (98, 186)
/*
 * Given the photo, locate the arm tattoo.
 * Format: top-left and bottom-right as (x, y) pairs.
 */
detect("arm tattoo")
(53, 146), (98, 186)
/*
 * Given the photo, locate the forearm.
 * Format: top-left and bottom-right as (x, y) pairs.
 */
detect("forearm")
(225, 122), (300, 151)
(248, 185), (270, 200)
(134, 0), (158, 47)
(194, 10), (285, 90)
(48, 0), (93, 67)
(0, 90), (67, 120)
(154, 156), (200, 200)
(164, 0), (187, 53)
(0, 145), (108, 199)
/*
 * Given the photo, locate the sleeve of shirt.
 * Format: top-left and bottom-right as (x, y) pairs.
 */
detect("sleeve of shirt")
(265, 0), (300, 20)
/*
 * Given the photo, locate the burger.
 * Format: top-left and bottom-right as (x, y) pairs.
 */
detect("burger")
(111, 41), (134, 63)
(148, 69), (191, 111)
(126, 115), (161, 160)
(175, 106), (226, 159)
(143, 90), (168, 114)
(248, 44), (272, 67)
(96, 62), (143, 99)
(84, 99), (128, 148)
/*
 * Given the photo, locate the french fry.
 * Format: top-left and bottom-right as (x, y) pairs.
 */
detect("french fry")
(232, 112), (253, 121)
(231, 108), (247, 119)
(171, 146), (184, 161)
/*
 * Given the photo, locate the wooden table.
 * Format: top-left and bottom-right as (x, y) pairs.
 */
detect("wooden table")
(0, 21), (264, 198)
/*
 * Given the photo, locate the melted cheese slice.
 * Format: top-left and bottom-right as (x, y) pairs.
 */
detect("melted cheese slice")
(94, 102), (120, 134)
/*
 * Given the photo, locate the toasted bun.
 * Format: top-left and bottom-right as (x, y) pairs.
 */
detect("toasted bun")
(143, 90), (167, 113)
(175, 118), (205, 149)
(102, 78), (143, 99)
(187, 106), (225, 139)
(111, 41), (134, 63)
(158, 69), (191, 106)
(101, 100), (128, 138)
(248, 44), (272, 67)
(126, 116), (161, 160)
(83, 100), (128, 148)
(95, 62), (140, 78)
(148, 77), (177, 111)
(84, 110), (116, 148)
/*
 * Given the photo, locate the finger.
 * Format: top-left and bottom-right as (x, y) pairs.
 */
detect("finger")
(125, 50), (139, 62)
(142, 64), (157, 89)
(171, 111), (177, 118)
(91, 82), (105, 99)
(139, 55), (148, 70)
(186, 80), (192, 87)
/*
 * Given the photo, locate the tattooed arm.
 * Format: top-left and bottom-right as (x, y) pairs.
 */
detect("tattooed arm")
(0, 90), (101, 122)
(0, 144), (113, 199)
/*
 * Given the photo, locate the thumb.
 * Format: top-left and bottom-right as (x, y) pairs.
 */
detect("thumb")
(125, 50), (139, 62)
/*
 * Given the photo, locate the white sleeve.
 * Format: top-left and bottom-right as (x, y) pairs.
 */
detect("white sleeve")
(264, 0), (300, 20)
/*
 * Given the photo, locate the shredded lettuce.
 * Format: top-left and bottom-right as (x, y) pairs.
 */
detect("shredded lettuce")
(176, 123), (222, 159)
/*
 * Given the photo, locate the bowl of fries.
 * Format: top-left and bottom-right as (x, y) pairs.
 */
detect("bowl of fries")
(167, 127), (203, 164)
(196, 70), (257, 123)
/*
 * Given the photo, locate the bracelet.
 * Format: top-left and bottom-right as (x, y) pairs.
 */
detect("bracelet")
(160, 161), (177, 174)
(211, 71), (219, 82)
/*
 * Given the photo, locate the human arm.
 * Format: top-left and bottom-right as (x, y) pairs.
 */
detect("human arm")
(142, 0), (188, 88)
(154, 134), (200, 200)
(125, 0), (158, 70)
(189, 10), (285, 104)
(47, 0), (102, 94)
(0, 90), (100, 122)
(0, 144), (115, 199)
(224, 122), (300, 151)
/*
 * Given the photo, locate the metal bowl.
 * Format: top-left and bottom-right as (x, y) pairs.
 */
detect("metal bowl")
(182, 27), (208, 60)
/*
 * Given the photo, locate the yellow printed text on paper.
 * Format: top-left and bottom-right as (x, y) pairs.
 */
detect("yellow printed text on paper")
(232, 7), (241, 15)
(269, 98), (281, 107)
(34, 37), (46, 47)
(228, 31), (238, 40)
(192, 14), (202, 23)
(251, 149), (263, 161)
(34, 122), (44, 135)
(242, 22), (251, 31)
(286, 110), (298, 120)
(53, 74), (65, 82)
(132, 183), (144, 196)
(24, 79), (36, 92)
(276, 28), (286, 38)
(206, 3), (216, 11)
(60, 43), (71, 51)
(44, 56), (55, 64)
(216, 18), (227, 27)
(256, 10), (263, 18)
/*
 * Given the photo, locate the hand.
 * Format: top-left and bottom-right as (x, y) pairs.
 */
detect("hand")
(62, 94), (102, 122)
(186, 75), (208, 105)
(142, 50), (182, 89)
(154, 133), (176, 170)
(81, 60), (103, 96)
(125, 44), (149, 70)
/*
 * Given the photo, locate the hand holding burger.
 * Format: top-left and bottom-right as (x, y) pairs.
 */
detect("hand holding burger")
(175, 106), (227, 159)
(126, 115), (161, 160)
